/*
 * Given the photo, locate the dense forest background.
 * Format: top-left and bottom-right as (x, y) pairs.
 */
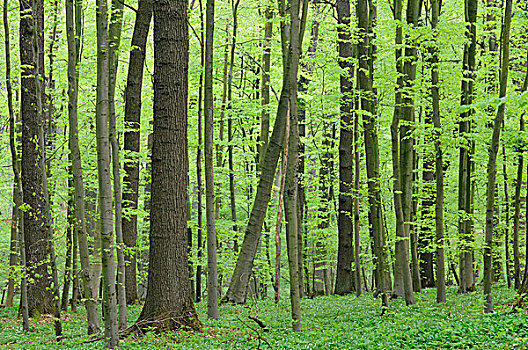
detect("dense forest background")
(1, 0), (528, 347)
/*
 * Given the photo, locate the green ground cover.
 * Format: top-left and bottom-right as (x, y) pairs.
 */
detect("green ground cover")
(1, 284), (527, 349)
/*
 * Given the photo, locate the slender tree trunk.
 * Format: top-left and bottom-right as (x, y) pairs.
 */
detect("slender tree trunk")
(431, 0), (445, 303)
(195, 0), (205, 302)
(283, 0), (304, 331)
(204, 0), (219, 319)
(62, 200), (73, 311)
(513, 120), (525, 291)
(66, 0), (101, 333)
(107, 0), (127, 329)
(227, 0), (241, 251)
(135, 0), (201, 331)
(274, 118), (290, 303)
(4, 0), (19, 307)
(458, 0), (478, 294)
(358, 0), (388, 309)
(96, 0), (119, 344)
(122, 0), (152, 306)
(484, 0), (512, 313)
(393, 0), (418, 306)
(259, 6), (273, 167)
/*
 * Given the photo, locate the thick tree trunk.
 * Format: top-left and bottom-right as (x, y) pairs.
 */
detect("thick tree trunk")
(484, 0), (512, 313)
(135, 0), (201, 332)
(122, 0), (152, 306)
(20, 0), (54, 317)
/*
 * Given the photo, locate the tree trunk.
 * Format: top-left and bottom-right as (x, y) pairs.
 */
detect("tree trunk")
(283, 0), (303, 331)
(196, 0), (204, 302)
(107, 0), (127, 329)
(135, 0), (201, 332)
(20, 0), (54, 317)
(4, 0), (19, 307)
(204, 0), (219, 320)
(122, 0), (152, 306)
(95, 0), (119, 344)
(393, 0), (418, 306)
(66, 0), (101, 333)
(258, 6), (273, 167)
(483, 0), (512, 313)
(227, 0), (241, 251)
(358, 0), (388, 308)
(458, 0), (478, 294)
(431, 0), (446, 303)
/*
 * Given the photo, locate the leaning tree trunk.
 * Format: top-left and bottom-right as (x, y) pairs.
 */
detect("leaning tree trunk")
(134, 0), (201, 332)
(222, 0), (299, 304)
(483, 0), (512, 314)
(95, 0), (119, 345)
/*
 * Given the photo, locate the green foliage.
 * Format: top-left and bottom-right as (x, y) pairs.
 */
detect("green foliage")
(0, 285), (526, 349)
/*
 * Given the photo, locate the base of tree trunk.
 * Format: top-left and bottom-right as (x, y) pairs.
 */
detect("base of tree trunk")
(127, 311), (202, 336)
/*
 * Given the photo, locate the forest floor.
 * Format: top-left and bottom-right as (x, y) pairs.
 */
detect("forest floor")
(1, 284), (527, 349)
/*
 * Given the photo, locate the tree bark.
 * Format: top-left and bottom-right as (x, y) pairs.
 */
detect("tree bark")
(483, 0), (512, 313)
(95, 0), (119, 344)
(4, 0), (19, 308)
(458, 0), (478, 294)
(222, 0), (305, 304)
(204, 0), (219, 320)
(431, 0), (445, 303)
(20, 0), (54, 317)
(122, 0), (152, 306)
(358, 0), (388, 308)
(66, 0), (101, 333)
(283, 0), (304, 331)
(135, 0), (201, 332)
(107, 0), (127, 329)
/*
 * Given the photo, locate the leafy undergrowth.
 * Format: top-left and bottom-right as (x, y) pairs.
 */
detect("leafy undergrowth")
(1, 284), (527, 349)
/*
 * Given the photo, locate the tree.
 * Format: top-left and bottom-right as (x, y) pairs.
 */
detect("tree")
(134, 0), (201, 332)
(95, 0), (119, 344)
(430, 0), (446, 304)
(20, 0), (54, 317)
(483, 0), (513, 313)
(122, 0), (153, 306)
(458, 0), (478, 294)
(204, 0), (219, 319)
(66, 0), (100, 333)
(335, 0), (356, 296)
(223, 0), (304, 304)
